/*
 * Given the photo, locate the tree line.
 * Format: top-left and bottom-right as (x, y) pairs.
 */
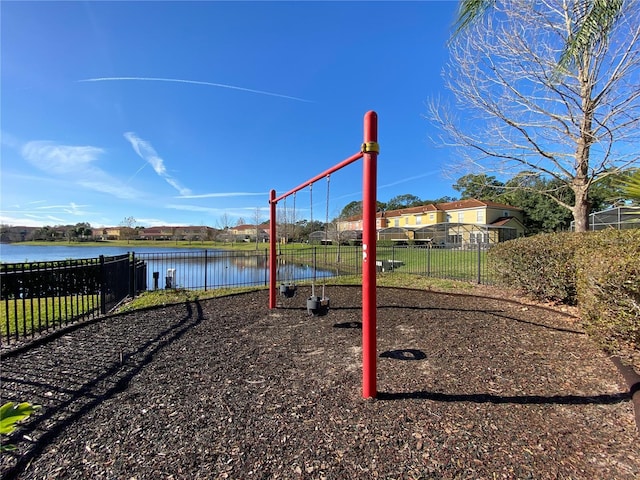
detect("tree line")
(339, 170), (636, 235)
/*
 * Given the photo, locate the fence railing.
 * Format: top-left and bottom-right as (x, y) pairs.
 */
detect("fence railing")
(1, 244), (491, 346)
(1, 254), (146, 346)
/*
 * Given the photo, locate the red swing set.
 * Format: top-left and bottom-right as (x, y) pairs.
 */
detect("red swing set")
(268, 111), (379, 399)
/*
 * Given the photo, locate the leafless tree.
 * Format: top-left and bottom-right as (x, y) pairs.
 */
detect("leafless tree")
(252, 207), (265, 249)
(428, 0), (640, 232)
(119, 216), (137, 244)
(216, 213), (232, 230)
(278, 196), (300, 243)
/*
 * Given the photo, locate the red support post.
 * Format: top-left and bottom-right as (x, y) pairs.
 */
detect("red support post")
(267, 111), (379, 398)
(269, 189), (277, 309)
(362, 110), (378, 399)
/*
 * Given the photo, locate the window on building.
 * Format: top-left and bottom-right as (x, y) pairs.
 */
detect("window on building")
(394, 218), (399, 227)
(429, 213), (434, 220)
(470, 231), (488, 244)
(477, 210), (485, 223)
(446, 214), (452, 222)
(457, 212), (464, 223)
(416, 216), (422, 225)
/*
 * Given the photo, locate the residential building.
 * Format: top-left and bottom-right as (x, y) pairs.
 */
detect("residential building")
(222, 224), (270, 243)
(336, 199), (525, 247)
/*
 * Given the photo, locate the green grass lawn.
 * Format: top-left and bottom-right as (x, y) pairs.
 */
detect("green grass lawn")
(1, 295), (100, 340)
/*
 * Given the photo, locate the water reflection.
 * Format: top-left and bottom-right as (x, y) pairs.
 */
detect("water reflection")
(137, 250), (334, 290)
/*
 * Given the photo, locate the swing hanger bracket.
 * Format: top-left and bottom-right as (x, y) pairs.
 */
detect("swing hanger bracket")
(361, 141), (380, 154)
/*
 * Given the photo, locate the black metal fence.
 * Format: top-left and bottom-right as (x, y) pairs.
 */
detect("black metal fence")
(1, 254), (146, 346)
(1, 244), (491, 346)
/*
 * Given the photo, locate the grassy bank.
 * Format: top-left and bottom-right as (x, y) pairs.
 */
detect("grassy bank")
(1, 295), (99, 339)
(116, 273), (478, 313)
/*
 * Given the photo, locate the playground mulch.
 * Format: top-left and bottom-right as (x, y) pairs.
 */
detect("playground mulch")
(1, 285), (639, 479)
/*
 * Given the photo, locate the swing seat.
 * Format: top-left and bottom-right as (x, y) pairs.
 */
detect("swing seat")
(280, 283), (297, 298)
(307, 295), (330, 316)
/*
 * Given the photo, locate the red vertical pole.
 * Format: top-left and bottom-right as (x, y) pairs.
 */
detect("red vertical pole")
(362, 111), (378, 398)
(269, 189), (277, 309)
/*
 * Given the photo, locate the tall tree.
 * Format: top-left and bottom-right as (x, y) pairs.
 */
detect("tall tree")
(430, 0), (640, 232)
(499, 173), (574, 233)
(452, 174), (504, 200)
(339, 201), (363, 218)
(385, 194), (423, 210)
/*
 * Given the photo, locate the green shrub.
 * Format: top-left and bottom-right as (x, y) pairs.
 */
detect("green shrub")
(489, 229), (639, 358)
(488, 232), (587, 304)
(575, 229), (640, 354)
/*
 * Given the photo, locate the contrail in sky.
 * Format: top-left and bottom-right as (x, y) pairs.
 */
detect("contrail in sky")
(79, 77), (313, 103)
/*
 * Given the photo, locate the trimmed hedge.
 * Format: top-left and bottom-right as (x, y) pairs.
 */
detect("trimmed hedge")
(488, 229), (640, 355)
(575, 229), (640, 354)
(487, 232), (587, 304)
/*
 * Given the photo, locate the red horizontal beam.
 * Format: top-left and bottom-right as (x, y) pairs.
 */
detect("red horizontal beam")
(271, 151), (364, 204)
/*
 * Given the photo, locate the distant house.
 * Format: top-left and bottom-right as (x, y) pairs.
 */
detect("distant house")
(223, 224), (269, 243)
(336, 199), (525, 247)
(92, 227), (123, 240)
(139, 226), (217, 241)
(138, 226), (176, 241)
(92, 225), (216, 242)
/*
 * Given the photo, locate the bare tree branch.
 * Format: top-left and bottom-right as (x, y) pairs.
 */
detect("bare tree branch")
(428, 0), (640, 231)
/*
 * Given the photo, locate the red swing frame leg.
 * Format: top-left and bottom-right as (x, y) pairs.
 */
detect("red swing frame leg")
(268, 111), (378, 399)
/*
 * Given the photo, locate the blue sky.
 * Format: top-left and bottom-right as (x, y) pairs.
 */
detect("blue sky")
(1, 1), (462, 229)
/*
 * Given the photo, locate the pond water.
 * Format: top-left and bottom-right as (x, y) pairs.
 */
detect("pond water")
(0, 244), (176, 263)
(0, 244), (335, 290)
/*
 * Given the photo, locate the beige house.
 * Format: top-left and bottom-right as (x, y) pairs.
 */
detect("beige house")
(223, 224), (270, 242)
(336, 199), (525, 246)
(92, 227), (126, 240)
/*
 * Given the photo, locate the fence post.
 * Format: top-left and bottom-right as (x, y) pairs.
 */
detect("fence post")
(477, 242), (482, 284)
(204, 249), (208, 292)
(391, 244), (395, 269)
(313, 247), (317, 283)
(99, 255), (106, 315)
(129, 252), (136, 298)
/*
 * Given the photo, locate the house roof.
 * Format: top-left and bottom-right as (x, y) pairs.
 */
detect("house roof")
(490, 216), (525, 228)
(340, 199), (522, 223)
(436, 199), (522, 211)
(386, 204), (440, 217)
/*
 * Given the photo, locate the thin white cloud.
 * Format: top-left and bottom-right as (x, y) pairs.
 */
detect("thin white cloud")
(177, 192), (268, 199)
(123, 132), (192, 196)
(32, 203), (89, 215)
(20, 141), (139, 199)
(79, 76), (313, 103)
(379, 171), (441, 189)
(22, 141), (103, 175)
(166, 204), (223, 214)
